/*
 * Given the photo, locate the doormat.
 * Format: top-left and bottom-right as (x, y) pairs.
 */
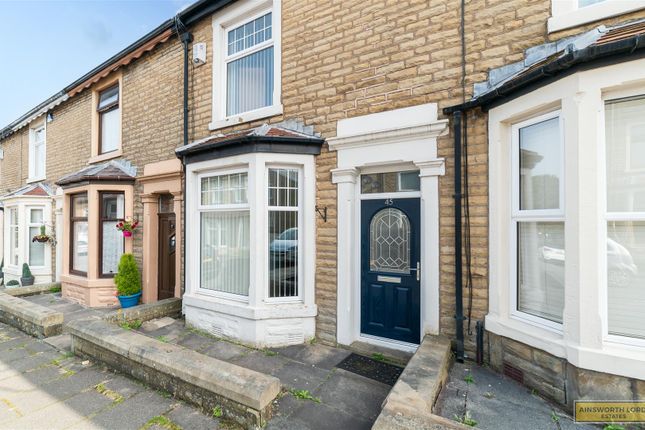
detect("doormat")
(336, 353), (404, 386)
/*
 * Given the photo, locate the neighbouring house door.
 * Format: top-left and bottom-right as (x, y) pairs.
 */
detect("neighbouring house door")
(361, 198), (421, 344)
(158, 212), (176, 300)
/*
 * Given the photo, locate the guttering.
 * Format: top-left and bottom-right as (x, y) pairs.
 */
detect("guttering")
(443, 33), (645, 115)
(0, 92), (67, 140)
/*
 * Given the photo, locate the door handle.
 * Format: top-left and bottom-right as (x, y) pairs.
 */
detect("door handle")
(410, 262), (420, 281)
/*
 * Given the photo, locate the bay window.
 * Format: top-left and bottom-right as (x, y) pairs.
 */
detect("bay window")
(71, 193), (89, 275)
(99, 192), (124, 277)
(28, 208), (45, 267)
(605, 95), (645, 340)
(199, 172), (250, 296)
(512, 112), (565, 327)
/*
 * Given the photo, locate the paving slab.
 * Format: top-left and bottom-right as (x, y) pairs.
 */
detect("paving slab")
(435, 362), (599, 430)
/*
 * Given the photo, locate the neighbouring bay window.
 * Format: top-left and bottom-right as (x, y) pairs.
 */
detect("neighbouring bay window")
(199, 172), (250, 296)
(28, 208), (45, 267)
(268, 167), (300, 299)
(9, 208), (18, 266)
(605, 95), (645, 340)
(512, 112), (565, 326)
(29, 125), (46, 181)
(99, 192), (125, 277)
(71, 193), (89, 275)
(97, 84), (120, 155)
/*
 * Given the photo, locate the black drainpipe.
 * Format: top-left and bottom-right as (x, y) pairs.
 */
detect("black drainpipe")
(179, 28), (193, 295)
(453, 110), (465, 363)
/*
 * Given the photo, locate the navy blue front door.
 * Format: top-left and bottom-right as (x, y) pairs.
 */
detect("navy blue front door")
(361, 198), (421, 344)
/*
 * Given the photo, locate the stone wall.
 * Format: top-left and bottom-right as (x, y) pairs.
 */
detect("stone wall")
(488, 332), (645, 410)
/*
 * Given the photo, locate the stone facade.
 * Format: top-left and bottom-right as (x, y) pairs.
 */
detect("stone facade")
(489, 332), (645, 410)
(0, 0), (644, 372)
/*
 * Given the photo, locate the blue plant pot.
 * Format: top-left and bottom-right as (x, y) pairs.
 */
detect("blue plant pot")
(117, 292), (142, 309)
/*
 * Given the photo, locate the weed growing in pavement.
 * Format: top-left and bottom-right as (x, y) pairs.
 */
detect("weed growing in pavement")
(290, 389), (321, 403)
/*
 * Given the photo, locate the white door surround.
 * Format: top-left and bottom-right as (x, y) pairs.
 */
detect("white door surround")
(328, 103), (448, 352)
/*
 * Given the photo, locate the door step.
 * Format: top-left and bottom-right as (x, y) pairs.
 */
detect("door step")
(336, 353), (404, 386)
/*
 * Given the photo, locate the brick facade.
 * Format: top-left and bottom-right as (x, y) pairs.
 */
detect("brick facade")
(1, 0), (644, 354)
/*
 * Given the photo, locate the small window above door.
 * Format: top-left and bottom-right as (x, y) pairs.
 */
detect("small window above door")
(361, 170), (420, 194)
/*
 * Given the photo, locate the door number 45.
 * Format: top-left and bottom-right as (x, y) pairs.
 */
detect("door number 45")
(384, 198), (394, 206)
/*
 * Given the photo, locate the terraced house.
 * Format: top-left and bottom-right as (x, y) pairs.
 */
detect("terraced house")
(0, 0), (643, 418)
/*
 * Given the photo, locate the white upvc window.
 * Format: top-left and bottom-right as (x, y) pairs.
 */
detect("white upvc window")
(198, 170), (251, 298)
(511, 111), (565, 330)
(548, 0), (645, 33)
(604, 94), (645, 342)
(28, 207), (45, 267)
(210, 0), (282, 130)
(267, 167), (302, 301)
(8, 207), (19, 266)
(29, 125), (46, 182)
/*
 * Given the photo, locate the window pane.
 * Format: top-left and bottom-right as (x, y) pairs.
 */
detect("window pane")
(605, 96), (645, 212)
(29, 226), (45, 267)
(607, 221), (645, 339)
(268, 168), (298, 207)
(579, 0), (604, 6)
(201, 173), (247, 205)
(34, 141), (45, 177)
(200, 211), (250, 296)
(98, 85), (119, 109)
(226, 46), (274, 116)
(227, 12), (272, 55)
(100, 108), (120, 153)
(73, 194), (88, 218)
(102, 222), (123, 275)
(33, 127), (45, 143)
(102, 194), (124, 219)
(73, 221), (88, 273)
(370, 208), (411, 274)
(518, 117), (561, 210)
(10, 209), (18, 266)
(517, 222), (564, 323)
(268, 211), (298, 298)
(361, 171), (421, 194)
(30, 209), (43, 224)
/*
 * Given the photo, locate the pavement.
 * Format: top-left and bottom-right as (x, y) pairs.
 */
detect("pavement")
(0, 321), (230, 430)
(434, 362), (600, 430)
(137, 317), (393, 430)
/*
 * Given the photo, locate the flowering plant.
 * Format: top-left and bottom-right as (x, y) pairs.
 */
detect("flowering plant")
(116, 218), (139, 237)
(32, 225), (56, 245)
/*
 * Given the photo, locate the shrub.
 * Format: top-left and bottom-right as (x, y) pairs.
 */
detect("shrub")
(114, 254), (141, 296)
(6, 280), (19, 287)
(22, 263), (32, 279)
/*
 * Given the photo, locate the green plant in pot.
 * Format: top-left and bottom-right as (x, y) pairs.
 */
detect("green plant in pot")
(6, 279), (19, 288)
(21, 263), (34, 286)
(114, 253), (142, 308)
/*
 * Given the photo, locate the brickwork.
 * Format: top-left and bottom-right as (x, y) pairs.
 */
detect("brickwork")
(1, 0), (645, 352)
(489, 332), (645, 410)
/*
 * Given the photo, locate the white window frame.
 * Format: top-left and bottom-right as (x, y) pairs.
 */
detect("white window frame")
(28, 124), (46, 182)
(510, 110), (565, 332)
(264, 165), (303, 303)
(548, 0), (645, 33)
(601, 88), (645, 348)
(197, 167), (251, 302)
(27, 206), (46, 268)
(210, 0), (282, 131)
(8, 207), (19, 267)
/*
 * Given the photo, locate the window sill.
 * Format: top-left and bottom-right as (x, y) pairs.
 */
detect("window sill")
(209, 104), (283, 131)
(547, 1), (645, 33)
(27, 176), (46, 184)
(183, 292), (316, 320)
(89, 149), (122, 164)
